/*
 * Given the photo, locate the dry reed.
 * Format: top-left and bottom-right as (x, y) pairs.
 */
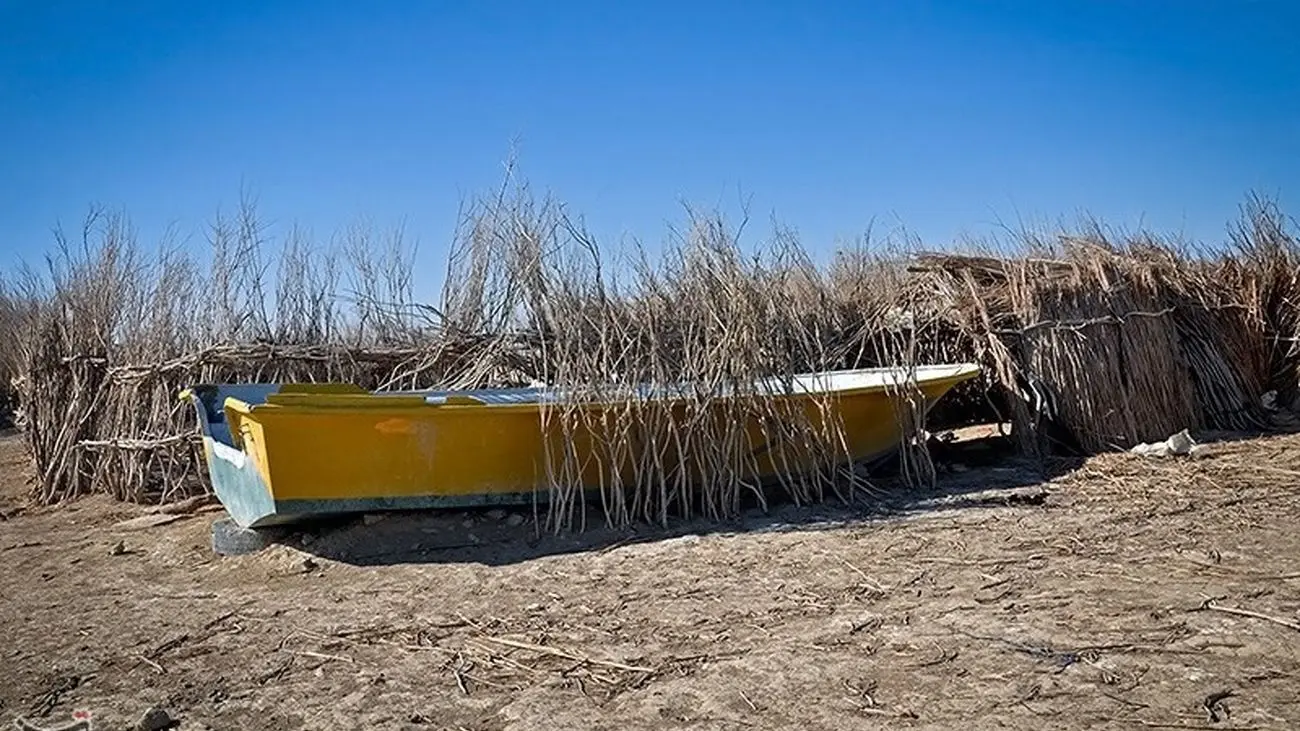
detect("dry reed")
(0, 280), (25, 428)
(5, 202), (502, 504)
(916, 212), (1295, 454)
(2, 179), (1298, 533)
(427, 180), (943, 531)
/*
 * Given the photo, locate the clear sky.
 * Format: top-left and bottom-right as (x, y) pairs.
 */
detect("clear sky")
(2, 1), (1297, 288)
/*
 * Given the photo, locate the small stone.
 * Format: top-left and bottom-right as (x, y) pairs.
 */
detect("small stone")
(461, 518), (475, 528)
(137, 706), (173, 731)
(109, 540), (127, 556)
(505, 513), (526, 527)
(362, 513), (387, 526)
(485, 509), (507, 521)
(299, 533), (316, 547)
(300, 557), (319, 573)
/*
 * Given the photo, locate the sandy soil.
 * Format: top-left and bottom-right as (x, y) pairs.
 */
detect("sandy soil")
(2, 430), (1299, 730)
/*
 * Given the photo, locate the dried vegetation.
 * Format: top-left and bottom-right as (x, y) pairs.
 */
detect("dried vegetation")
(914, 197), (1300, 454)
(1, 178), (1297, 530)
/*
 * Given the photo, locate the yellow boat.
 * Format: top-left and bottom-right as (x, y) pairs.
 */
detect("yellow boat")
(182, 364), (980, 528)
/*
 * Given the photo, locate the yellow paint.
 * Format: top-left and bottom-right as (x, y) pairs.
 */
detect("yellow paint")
(221, 367), (979, 503)
(227, 407), (277, 493)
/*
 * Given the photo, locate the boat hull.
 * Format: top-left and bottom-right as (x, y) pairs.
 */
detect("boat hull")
(183, 365), (981, 528)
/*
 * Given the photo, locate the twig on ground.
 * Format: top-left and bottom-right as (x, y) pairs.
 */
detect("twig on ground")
(1202, 689), (1234, 723)
(452, 652), (470, 695)
(1138, 717), (1258, 723)
(148, 634), (190, 659)
(1099, 691), (1148, 709)
(202, 608), (244, 631)
(284, 649), (354, 663)
(479, 636), (656, 674)
(1196, 600), (1300, 632)
(836, 556), (890, 593)
(133, 654), (165, 674)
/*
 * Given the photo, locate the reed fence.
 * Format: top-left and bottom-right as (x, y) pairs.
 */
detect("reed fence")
(2, 186), (1296, 530)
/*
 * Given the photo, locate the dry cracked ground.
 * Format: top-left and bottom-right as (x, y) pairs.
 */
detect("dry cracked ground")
(2, 429), (1299, 730)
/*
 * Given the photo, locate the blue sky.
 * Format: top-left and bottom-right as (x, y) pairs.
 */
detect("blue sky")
(2, 1), (1297, 291)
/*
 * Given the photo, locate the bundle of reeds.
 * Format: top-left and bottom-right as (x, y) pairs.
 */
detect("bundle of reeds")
(917, 223), (1283, 454)
(1225, 194), (1300, 410)
(430, 186), (954, 530)
(6, 204), (477, 504)
(0, 282), (22, 428)
(7, 178), (1296, 531)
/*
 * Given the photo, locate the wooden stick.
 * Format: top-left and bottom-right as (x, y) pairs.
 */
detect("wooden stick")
(1198, 601), (1300, 632)
(1133, 717), (1263, 723)
(478, 636), (656, 674)
(134, 654), (165, 674)
(837, 556), (889, 593)
(285, 649), (355, 663)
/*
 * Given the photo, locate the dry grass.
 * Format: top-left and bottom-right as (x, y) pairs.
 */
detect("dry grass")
(4, 202), (493, 505)
(2, 177), (1298, 531)
(915, 201), (1300, 455)
(408, 178), (950, 530)
(1227, 194), (1300, 407)
(0, 282), (21, 427)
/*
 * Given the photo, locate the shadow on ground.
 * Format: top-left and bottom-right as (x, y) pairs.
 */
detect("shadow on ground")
(282, 435), (1058, 568)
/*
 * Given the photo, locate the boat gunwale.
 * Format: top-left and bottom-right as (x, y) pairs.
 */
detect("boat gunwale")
(221, 364), (982, 418)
